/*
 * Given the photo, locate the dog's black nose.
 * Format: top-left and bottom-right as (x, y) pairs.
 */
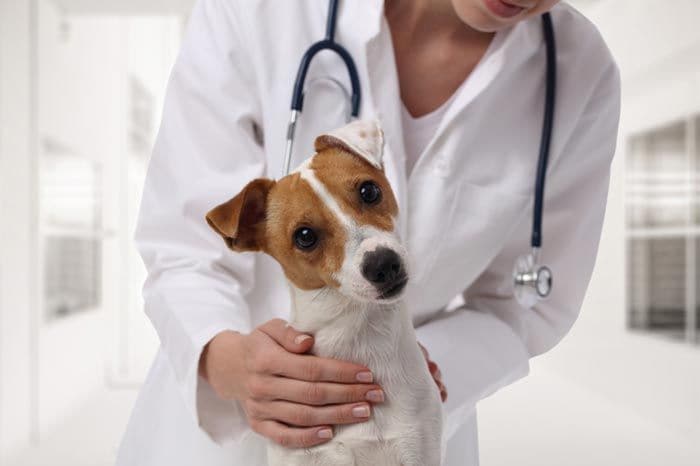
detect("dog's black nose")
(361, 247), (407, 298)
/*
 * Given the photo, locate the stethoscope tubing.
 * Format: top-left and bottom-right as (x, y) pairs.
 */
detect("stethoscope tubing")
(532, 12), (556, 250)
(289, 0), (360, 117)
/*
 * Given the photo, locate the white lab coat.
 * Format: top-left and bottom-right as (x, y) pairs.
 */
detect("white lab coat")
(117, 0), (620, 464)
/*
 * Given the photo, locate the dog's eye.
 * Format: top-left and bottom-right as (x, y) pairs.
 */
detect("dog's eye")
(359, 181), (382, 205)
(293, 227), (318, 250)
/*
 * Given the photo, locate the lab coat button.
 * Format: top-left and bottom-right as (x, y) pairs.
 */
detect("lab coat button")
(434, 158), (450, 176)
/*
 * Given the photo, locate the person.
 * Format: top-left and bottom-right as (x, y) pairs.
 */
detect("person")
(116, 0), (620, 464)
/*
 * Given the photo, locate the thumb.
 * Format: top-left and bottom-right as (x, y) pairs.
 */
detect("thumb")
(259, 318), (314, 354)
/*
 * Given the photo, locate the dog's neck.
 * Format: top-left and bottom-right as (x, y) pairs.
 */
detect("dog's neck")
(287, 283), (410, 361)
(288, 283), (400, 332)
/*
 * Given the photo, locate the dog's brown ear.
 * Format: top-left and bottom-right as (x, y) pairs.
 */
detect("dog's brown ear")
(314, 119), (384, 169)
(206, 178), (275, 252)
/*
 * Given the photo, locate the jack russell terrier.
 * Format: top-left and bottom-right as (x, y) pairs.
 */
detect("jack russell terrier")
(206, 120), (444, 466)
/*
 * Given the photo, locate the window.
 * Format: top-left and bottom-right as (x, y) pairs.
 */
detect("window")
(626, 117), (700, 344)
(39, 141), (102, 321)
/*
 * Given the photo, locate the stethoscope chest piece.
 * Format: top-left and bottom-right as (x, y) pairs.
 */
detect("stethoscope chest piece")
(513, 249), (552, 308)
(512, 11), (557, 310)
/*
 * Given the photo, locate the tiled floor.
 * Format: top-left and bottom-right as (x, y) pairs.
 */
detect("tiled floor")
(3, 366), (698, 466)
(478, 365), (699, 466)
(2, 388), (137, 466)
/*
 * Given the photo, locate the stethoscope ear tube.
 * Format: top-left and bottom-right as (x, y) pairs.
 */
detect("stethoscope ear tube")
(531, 12), (556, 250)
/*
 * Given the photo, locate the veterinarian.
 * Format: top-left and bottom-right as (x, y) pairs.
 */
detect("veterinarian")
(117, 0), (620, 464)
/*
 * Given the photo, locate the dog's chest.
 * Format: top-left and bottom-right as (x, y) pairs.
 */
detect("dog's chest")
(309, 308), (403, 367)
(299, 307), (436, 436)
(280, 293), (444, 465)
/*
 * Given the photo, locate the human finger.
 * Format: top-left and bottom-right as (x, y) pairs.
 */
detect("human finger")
(272, 352), (374, 384)
(250, 419), (333, 449)
(263, 377), (384, 405)
(439, 380), (448, 402)
(248, 399), (372, 427)
(258, 318), (314, 354)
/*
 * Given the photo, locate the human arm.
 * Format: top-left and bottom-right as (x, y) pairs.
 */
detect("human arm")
(133, 0), (264, 443)
(136, 0), (386, 445)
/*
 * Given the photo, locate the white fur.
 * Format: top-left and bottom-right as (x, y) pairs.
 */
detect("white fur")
(314, 119), (384, 169)
(270, 150), (444, 466)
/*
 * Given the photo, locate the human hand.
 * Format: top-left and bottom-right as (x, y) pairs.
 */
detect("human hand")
(199, 319), (384, 448)
(418, 342), (447, 402)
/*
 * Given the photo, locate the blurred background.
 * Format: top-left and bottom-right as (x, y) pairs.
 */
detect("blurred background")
(0, 0), (698, 465)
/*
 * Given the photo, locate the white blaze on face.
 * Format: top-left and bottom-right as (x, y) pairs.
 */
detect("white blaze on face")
(296, 163), (407, 302)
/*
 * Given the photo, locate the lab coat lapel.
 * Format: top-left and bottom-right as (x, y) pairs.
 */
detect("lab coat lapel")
(408, 20), (539, 185)
(400, 21), (540, 318)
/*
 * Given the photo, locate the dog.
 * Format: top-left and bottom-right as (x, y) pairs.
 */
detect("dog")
(206, 120), (443, 466)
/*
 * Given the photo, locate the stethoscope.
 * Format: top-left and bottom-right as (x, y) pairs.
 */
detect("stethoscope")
(284, 0), (556, 309)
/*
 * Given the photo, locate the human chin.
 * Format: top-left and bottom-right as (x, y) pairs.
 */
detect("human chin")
(451, 0), (534, 32)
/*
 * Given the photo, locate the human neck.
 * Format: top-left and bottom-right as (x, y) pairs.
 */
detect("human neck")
(384, 0), (493, 44)
(385, 0), (495, 116)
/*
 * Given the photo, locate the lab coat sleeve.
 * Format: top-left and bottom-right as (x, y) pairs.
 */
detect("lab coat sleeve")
(134, 0), (263, 443)
(415, 61), (621, 434)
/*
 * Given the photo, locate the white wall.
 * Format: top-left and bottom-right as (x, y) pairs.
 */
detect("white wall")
(109, 17), (180, 384)
(35, 1), (124, 438)
(0, 0), (38, 456)
(0, 0), (180, 457)
(33, 1), (179, 434)
(593, 0), (700, 134)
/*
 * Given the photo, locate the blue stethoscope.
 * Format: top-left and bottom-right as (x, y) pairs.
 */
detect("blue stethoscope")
(284, 0), (556, 309)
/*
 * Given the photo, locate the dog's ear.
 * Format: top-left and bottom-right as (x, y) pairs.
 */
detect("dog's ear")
(314, 119), (384, 169)
(206, 178), (275, 252)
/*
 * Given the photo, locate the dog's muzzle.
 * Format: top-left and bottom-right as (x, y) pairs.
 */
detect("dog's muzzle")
(361, 247), (408, 299)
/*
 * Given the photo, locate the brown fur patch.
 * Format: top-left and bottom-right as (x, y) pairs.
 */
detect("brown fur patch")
(263, 173), (347, 290)
(206, 148), (400, 292)
(205, 178), (275, 252)
(310, 148), (398, 232)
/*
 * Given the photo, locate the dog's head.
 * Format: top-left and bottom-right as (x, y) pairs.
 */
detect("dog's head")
(206, 120), (408, 303)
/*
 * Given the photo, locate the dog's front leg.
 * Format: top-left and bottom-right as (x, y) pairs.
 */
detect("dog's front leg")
(394, 420), (443, 466)
(267, 442), (357, 466)
(396, 441), (442, 466)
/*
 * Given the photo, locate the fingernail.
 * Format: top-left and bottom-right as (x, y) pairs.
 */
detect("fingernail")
(317, 428), (333, 439)
(294, 335), (312, 345)
(352, 405), (370, 418)
(356, 371), (373, 383)
(365, 389), (384, 403)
